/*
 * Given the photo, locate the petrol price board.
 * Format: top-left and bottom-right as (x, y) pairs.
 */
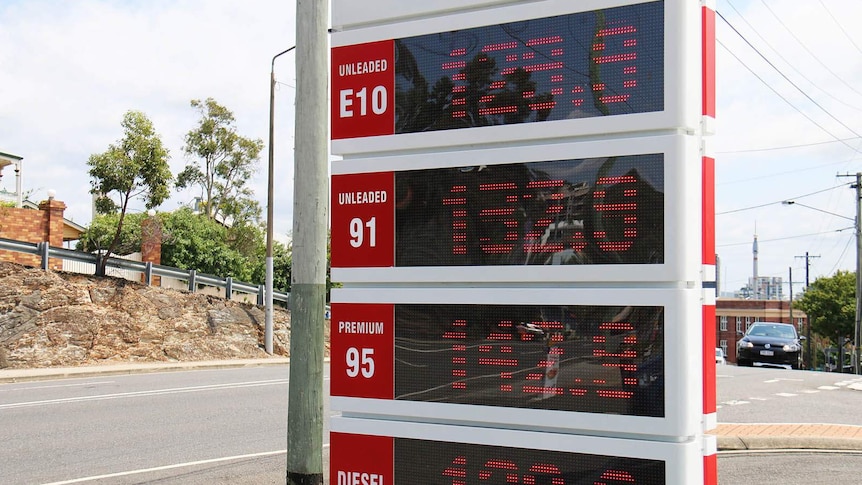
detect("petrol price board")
(331, 417), (705, 485)
(331, 0), (700, 155)
(330, 135), (699, 283)
(329, 0), (715, 482)
(330, 287), (701, 438)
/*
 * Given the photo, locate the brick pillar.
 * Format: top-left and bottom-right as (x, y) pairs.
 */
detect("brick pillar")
(38, 197), (66, 271)
(141, 214), (162, 286)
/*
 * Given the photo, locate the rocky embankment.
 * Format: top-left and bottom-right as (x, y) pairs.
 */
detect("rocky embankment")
(0, 261), (321, 369)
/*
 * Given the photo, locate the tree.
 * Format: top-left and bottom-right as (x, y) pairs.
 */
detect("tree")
(77, 212), (147, 255)
(794, 270), (856, 346)
(87, 110), (171, 275)
(176, 98), (265, 225)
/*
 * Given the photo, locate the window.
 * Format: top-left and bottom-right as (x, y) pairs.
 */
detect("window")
(720, 316), (727, 332)
(719, 339), (727, 356)
(745, 316), (752, 332)
(735, 316), (742, 333)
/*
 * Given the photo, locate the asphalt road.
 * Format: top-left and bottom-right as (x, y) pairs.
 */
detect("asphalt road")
(715, 364), (862, 425)
(0, 366), (327, 485)
(1, 364), (860, 484)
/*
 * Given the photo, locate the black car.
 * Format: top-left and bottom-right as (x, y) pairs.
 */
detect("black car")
(737, 322), (805, 369)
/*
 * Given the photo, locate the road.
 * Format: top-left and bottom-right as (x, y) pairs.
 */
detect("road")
(716, 364), (862, 425)
(0, 366), (330, 485)
(0, 364), (860, 484)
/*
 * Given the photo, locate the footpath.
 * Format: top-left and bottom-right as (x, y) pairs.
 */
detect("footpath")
(2, 359), (861, 452)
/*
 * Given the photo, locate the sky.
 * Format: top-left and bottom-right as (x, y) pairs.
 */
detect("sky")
(2, 0), (862, 296)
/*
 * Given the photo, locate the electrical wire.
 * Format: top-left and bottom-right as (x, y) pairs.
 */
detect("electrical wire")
(818, 0), (862, 57)
(760, 0), (862, 100)
(718, 11), (862, 146)
(716, 227), (854, 247)
(716, 183), (852, 215)
(718, 137), (860, 154)
(725, 0), (862, 111)
(717, 40), (861, 156)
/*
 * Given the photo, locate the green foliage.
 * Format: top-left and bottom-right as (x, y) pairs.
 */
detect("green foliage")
(794, 270), (857, 345)
(177, 98), (264, 225)
(160, 208), (258, 281)
(77, 212), (146, 255)
(87, 110), (172, 274)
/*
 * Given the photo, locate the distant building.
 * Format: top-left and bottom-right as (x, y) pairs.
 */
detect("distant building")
(0, 151), (23, 207)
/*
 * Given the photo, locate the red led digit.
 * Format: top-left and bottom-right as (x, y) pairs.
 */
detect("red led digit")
(593, 175), (639, 253)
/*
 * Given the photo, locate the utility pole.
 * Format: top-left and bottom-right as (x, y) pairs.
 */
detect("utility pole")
(266, 45), (296, 355)
(794, 252), (819, 369)
(838, 172), (862, 375)
(286, 0), (328, 483)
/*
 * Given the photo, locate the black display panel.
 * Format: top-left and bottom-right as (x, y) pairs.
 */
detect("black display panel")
(395, 303), (664, 417)
(393, 1), (664, 133)
(395, 154), (664, 267)
(395, 437), (666, 484)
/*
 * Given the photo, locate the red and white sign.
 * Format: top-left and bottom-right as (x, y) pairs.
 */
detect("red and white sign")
(331, 432), (393, 485)
(330, 172), (395, 268)
(330, 303), (395, 399)
(331, 40), (395, 140)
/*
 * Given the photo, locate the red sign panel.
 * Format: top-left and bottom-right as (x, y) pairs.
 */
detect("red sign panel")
(330, 303), (395, 399)
(331, 432), (393, 485)
(330, 172), (395, 268)
(331, 40), (396, 139)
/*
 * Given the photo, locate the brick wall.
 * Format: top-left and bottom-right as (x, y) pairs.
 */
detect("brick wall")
(0, 198), (67, 270)
(140, 215), (162, 285)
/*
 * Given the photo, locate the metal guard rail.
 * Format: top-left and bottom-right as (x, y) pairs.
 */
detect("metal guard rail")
(0, 236), (289, 306)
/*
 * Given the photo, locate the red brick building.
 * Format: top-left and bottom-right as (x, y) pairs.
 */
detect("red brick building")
(716, 298), (807, 364)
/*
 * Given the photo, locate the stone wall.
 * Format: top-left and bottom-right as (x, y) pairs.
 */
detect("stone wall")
(0, 261), (328, 369)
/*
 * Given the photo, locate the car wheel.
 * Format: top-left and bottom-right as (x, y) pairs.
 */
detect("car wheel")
(737, 359), (751, 367)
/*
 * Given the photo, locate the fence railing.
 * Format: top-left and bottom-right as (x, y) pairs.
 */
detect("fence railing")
(0, 237), (290, 306)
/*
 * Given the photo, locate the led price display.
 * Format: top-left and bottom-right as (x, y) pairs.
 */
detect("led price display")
(331, 431), (666, 484)
(332, 1), (664, 139)
(331, 302), (664, 418)
(395, 154), (663, 267)
(395, 303), (664, 417)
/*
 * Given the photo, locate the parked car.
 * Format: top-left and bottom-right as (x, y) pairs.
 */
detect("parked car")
(715, 347), (726, 365)
(736, 322), (805, 369)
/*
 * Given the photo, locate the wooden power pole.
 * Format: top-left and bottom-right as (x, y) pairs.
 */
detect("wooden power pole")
(287, 0), (328, 483)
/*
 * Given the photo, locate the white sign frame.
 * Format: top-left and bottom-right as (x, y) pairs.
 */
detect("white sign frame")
(330, 286), (703, 440)
(331, 134), (701, 285)
(331, 0), (700, 156)
(331, 416), (704, 484)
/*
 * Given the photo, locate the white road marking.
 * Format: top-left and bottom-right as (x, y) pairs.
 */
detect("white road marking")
(800, 390), (820, 394)
(0, 381), (115, 392)
(775, 393), (797, 397)
(38, 446), (325, 485)
(748, 397), (768, 401)
(819, 385), (840, 390)
(0, 379), (289, 410)
(763, 378), (803, 383)
(724, 400), (750, 406)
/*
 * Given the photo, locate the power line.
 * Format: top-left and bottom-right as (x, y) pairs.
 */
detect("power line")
(716, 227), (854, 248)
(716, 183), (851, 215)
(725, 0), (862, 111)
(717, 11), (862, 145)
(760, 0), (862, 100)
(718, 137), (860, 154)
(818, 0), (862, 57)
(718, 157), (861, 186)
(716, 39), (862, 155)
